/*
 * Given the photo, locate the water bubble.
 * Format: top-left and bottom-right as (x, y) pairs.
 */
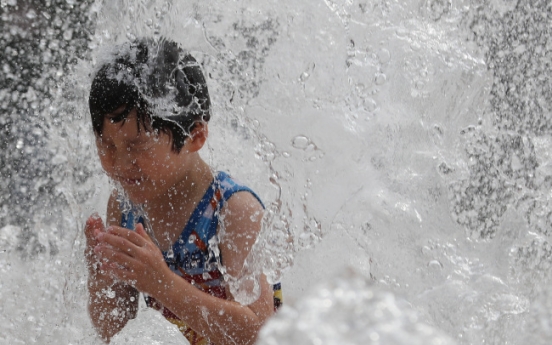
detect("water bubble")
(292, 135), (310, 150)
(363, 97), (377, 112)
(0, 226), (20, 251)
(410, 42), (421, 51)
(377, 49), (391, 65)
(426, 0), (452, 21)
(299, 62), (315, 82)
(26, 10), (37, 19)
(63, 30), (73, 41)
(374, 73), (387, 85)
(361, 222), (372, 233)
(438, 162), (453, 175)
(305, 143), (316, 152)
(258, 269), (457, 345)
(396, 27), (408, 37)
(105, 288), (116, 299)
(421, 245), (432, 256)
(428, 260), (443, 270)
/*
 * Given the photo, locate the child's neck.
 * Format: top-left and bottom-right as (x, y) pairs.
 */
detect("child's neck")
(142, 154), (213, 251)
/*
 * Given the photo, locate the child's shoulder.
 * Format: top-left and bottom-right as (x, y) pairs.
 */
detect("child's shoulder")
(215, 172), (264, 276)
(215, 171), (264, 209)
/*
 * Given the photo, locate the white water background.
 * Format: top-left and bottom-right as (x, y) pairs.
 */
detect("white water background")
(1, 0), (552, 344)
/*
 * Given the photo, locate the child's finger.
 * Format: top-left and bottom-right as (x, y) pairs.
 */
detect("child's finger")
(95, 244), (141, 268)
(85, 213), (104, 245)
(105, 225), (149, 248)
(96, 232), (143, 258)
(135, 223), (155, 244)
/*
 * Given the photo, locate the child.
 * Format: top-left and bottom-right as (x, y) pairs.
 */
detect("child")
(84, 38), (279, 345)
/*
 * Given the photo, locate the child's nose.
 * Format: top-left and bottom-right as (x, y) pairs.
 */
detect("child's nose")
(113, 149), (137, 171)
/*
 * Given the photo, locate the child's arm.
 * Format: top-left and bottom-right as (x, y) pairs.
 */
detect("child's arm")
(95, 191), (274, 345)
(85, 192), (139, 343)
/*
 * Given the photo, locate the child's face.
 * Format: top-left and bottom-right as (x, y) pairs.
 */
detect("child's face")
(95, 107), (186, 204)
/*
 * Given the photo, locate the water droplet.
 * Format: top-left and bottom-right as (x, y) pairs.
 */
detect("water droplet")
(105, 288), (116, 299)
(305, 143), (316, 152)
(63, 30), (73, 41)
(438, 162), (453, 175)
(396, 27), (408, 37)
(428, 260), (443, 269)
(421, 246), (432, 256)
(166, 248), (174, 259)
(126, 32), (137, 41)
(378, 49), (391, 65)
(299, 62), (316, 82)
(363, 98), (377, 112)
(369, 331), (380, 341)
(426, 0), (451, 21)
(292, 135), (310, 149)
(375, 73), (387, 85)
(16, 139), (23, 149)
(26, 10), (37, 19)
(299, 72), (310, 82)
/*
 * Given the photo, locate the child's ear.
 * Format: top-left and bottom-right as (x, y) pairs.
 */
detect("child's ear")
(185, 122), (208, 152)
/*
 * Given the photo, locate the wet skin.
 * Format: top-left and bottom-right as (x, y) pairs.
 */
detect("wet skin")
(85, 107), (274, 344)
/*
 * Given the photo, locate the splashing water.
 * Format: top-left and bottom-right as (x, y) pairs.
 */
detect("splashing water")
(2, 0), (552, 344)
(258, 269), (457, 345)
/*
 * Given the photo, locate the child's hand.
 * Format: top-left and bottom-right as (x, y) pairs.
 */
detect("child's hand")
(84, 213), (105, 273)
(93, 224), (174, 296)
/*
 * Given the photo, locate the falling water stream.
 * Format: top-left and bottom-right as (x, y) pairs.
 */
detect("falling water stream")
(1, 0), (552, 344)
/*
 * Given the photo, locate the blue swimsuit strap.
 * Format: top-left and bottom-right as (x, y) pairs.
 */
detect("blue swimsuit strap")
(121, 206), (142, 230)
(216, 171), (264, 208)
(167, 171), (264, 255)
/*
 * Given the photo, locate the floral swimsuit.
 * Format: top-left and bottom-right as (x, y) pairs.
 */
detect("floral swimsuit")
(121, 171), (282, 345)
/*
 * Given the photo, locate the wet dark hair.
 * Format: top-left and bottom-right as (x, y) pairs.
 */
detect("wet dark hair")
(88, 37), (211, 153)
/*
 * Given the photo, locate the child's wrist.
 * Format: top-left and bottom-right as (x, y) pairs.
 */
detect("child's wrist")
(147, 267), (179, 300)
